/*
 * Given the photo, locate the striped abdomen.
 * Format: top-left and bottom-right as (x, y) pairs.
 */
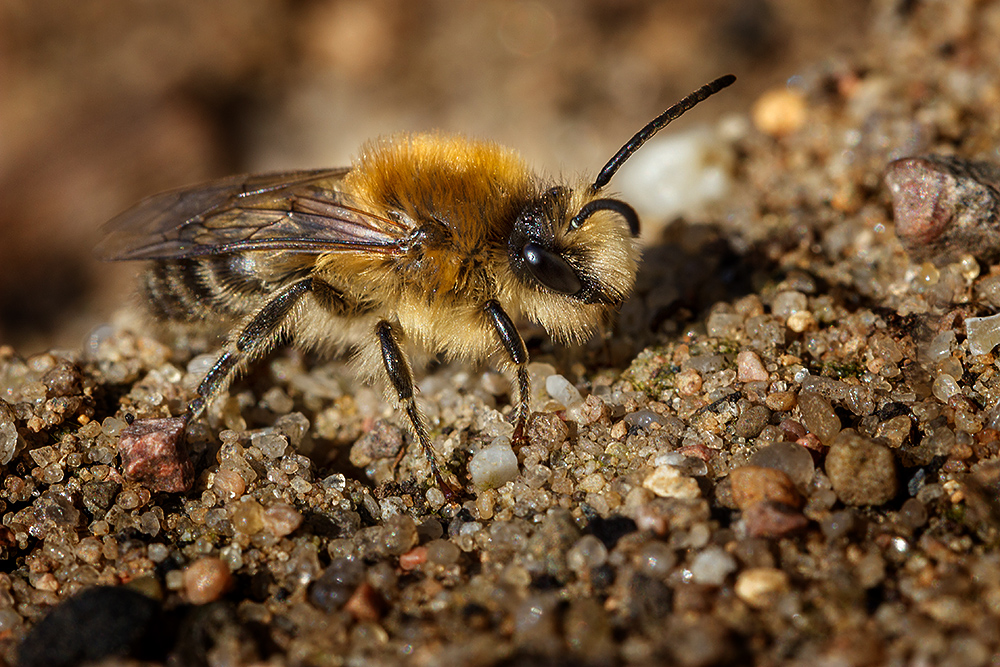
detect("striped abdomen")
(141, 255), (271, 323)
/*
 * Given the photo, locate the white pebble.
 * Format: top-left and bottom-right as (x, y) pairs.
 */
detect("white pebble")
(545, 374), (583, 408)
(772, 291), (808, 319)
(252, 432), (289, 459)
(101, 416), (126, 437)
(735, 568), (790, 608)
(469, 442), (519, 490)
(921, 330), (955, 363)
(931, 374), (961, 402)
(689, 546), (737, 586)
(642, 465), (701, 499)
(966, 313), (1000, 356)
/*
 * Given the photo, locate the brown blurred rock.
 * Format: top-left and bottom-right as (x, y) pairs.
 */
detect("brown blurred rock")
(729, 465), (803, 510)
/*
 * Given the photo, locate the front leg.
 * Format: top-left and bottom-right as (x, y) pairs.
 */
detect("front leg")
(483, 300), (530, 445)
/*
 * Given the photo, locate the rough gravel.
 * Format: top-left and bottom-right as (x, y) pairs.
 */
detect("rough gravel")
(5, 2), (1000, 666)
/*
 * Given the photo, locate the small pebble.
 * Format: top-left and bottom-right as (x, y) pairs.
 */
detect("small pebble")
(634, 541), (676, 578)
(825, 431), (898, 506)
(931, 374), (961, 402)
(212, 467), (246, 500)
(260, 386), (294, 413)
(382, 513), (418, 555)
(734, 404), (770, 439)
(786, 310), (817, 333)
(876, 415), (913, 448)
(275, 412), (310, 446)
(469, 442), (519, 489)
(102, 416), (127, 437)
(42, 362), (83, 397)
(689, 546), (737, 585)
(743, 501), (809, 538)
(310, 558), (365, 612)
(765, 391), (796, 412)
(566, 534), (609, 573)
(623, 410), (665, 430)
(183, 556), (232, 605)
(117, 417), (194, 493)
(736, 350), (769, 383)
(735, 568), (790, 609)
(232, 498), (265, 535)
(749, 442), (815, 489)
(728, 466), (802, 510)
(885, 155), (1000, 265)
(798, 392), (841, 443)
(398, 546), (427, 571)
(642, 465), (701, 500)
(262, 503), (303, 537)
(527, 412), (570, 448)
(252, 432), (289, 459)
(0, 400), (20, 465)
(898, 498), (928, 529)
(349, 420), (404, 467)
(545, 374), (583, 407)
(779, 419), (807, 441)
(966, 313), (1000, 356)
(425, 539), (461, 566)
(772, 291), (808, 319)
(751, 87), (807, 137)
(675, 369), (703, 396)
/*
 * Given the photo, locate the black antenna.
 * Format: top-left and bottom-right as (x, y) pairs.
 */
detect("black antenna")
(590, 74), (736, 193)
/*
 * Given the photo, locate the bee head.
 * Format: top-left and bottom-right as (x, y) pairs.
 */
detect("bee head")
(503, 74), (735, 341)
(508, 186), (638, 304)
(503, 184), (640, 342)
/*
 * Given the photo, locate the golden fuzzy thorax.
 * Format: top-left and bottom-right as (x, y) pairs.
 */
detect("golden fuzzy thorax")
(306, 133), (639, 372)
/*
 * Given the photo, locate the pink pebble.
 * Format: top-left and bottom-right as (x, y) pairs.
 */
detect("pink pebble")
(117, 417), (194, 493)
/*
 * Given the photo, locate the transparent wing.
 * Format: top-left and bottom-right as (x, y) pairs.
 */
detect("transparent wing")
(96, 168), (408, 261)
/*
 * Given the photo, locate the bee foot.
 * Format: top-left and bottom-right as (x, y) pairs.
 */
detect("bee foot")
(435, 474), (463, 503)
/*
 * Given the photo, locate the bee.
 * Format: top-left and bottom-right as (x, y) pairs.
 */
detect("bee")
(97, 75), (735, 493)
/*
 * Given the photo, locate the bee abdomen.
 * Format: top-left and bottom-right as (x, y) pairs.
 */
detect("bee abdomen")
(141, 256), (265, 323)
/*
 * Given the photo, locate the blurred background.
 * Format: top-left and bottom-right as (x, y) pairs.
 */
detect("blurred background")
(0, 0), (872, 352)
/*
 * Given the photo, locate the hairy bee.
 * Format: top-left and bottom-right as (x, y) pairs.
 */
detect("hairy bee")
(97, 75), (735, 493)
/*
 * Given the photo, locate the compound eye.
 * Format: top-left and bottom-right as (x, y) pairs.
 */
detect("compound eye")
(522, 242), (582, 295)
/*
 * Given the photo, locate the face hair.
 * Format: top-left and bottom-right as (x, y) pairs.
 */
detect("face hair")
(590, 74), (737, 193)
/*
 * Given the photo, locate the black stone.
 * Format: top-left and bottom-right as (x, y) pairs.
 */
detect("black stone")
(18, 586), (162, 667)
(586, 515), (637, 549)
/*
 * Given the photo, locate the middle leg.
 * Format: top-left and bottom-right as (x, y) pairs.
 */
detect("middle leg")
(375, 320), (457, 496)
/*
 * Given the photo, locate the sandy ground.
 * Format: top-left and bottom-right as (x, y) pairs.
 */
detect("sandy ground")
(7, 1), (1000, 665)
